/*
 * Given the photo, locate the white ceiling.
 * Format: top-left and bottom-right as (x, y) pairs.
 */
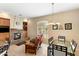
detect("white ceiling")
(0, 3), (79, 18)
(53, 3), (79, 13)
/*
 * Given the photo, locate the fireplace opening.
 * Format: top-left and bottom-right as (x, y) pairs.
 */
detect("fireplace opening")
(14, 33), (21, 40)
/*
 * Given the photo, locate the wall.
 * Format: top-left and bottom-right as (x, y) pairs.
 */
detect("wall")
(0, 12), (10, 19)
(30, 9), (79, 48)
(10, 16), (24, 30)
(28, 19), (37, 39)
(0, 12), (24, 29)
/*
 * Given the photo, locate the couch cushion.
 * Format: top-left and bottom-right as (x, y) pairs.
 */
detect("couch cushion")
(30, 38), (36, 43)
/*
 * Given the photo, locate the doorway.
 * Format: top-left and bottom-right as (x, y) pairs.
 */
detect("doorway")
(37, 21), (48, 44)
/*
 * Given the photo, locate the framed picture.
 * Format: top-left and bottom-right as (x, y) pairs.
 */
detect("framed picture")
(52, 24), (58, 30)
(65, 23), (72, 30)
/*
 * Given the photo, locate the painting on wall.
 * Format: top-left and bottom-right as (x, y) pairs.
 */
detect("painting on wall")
(65, 23), (72, 30)
(52, 24), (58, 30)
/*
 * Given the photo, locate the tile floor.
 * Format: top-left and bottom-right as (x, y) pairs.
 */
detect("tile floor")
(8, 43), (79, 56)
(8, 43), (48, 56)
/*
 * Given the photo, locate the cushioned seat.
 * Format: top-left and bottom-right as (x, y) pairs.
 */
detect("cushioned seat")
(25, 35), (43, 54)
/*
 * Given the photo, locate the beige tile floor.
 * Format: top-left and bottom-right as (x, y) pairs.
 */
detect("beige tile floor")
(75, 49), (79, 56)
(8, 43), (79, 56)
(8, 43), (48, 56)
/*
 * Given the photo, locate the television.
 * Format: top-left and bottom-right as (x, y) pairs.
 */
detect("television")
(0, 26), (9, 32)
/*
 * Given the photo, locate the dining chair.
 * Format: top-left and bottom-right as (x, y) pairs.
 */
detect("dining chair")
(47, 37), (53, 56)
(58, 36), (65, 42)
(68, 40), (77, 56)
(48, 37), (53, 45)
(52, 44), (67, 56)
(47, 45), (53, 56)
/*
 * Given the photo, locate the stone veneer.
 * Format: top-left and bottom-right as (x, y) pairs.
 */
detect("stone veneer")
(10, 29), (24, 44)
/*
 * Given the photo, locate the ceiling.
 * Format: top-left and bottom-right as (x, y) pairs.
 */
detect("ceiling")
(53, 3), (79, 13)
(0, 3), (79, 18)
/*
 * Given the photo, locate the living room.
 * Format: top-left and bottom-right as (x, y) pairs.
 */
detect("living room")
(0, 3), (79, 56)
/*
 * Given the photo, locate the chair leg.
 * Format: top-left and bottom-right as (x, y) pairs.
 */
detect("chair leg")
(35, 50), (36, 55)
(72, 54), (75, 56)
(4, 52), (8, 56)
(67, 52), (75, 56)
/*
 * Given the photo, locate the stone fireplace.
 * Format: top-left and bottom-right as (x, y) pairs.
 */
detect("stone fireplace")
(10, 29), (24, 44)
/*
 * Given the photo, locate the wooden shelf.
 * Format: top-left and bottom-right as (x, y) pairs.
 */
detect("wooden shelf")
(0, 17), (10, 26)
(0, 17), (10, 41)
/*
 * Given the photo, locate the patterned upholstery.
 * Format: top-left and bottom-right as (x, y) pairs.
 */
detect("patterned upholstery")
(25, 35), (43, 54)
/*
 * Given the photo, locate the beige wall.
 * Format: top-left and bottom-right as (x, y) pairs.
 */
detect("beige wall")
(28, 19), (37, 39)
(29, 9), (79, 48)
(0, 12), (10, 19)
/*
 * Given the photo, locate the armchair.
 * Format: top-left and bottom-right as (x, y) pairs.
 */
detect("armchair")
(25, 35), (43, 54)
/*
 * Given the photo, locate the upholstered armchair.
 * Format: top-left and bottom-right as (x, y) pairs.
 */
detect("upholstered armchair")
(25, 35), (43, 54)
(36, 35), (43, 48)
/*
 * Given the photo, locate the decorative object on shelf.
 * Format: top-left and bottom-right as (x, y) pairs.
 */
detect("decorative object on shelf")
(65, 23), (72, 30)
(52, 24), (58, 30)
(23, 22), (27, 31)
